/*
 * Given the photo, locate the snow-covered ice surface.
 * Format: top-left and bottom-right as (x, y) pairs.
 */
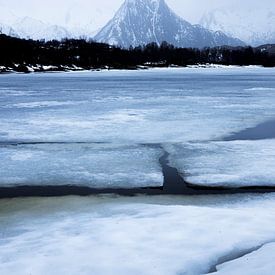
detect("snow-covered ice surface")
(1, 67), (275, 188)
(213, 243), (275, 275)
(1, 194), (275, 275)
(0, 143), (163, 188)
(165, 140), (275, 188)
(2, 67), (275, 144)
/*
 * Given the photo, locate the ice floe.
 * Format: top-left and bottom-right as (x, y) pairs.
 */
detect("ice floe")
(0, 143), (163, 188)
(165, 140), (275, 188)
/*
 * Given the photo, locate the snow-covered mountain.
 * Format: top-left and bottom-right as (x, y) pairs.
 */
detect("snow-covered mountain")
(0, 16), (98, 42)
(200, 8), (275, 46)
(12, 17), (71, 41)
(0, 18), (70, 41)
(95, 0), (244, 48)
(0, 5), (18, 37)
(0, 23), (18, 37)
(0, 4), (72, 41)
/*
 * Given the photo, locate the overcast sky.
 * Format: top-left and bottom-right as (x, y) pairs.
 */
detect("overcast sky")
(0, 0), (274, 31)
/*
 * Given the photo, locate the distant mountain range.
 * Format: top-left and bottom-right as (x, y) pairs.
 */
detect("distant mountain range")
(0, 5), (96, 41)
(0, 23), (17, 37)
(0, 0), (274, 48)
(95, 0), (243, 48)
(0, 3), (71, 41)
(200, 8), (275, 46)
(12, 17), (71, 41)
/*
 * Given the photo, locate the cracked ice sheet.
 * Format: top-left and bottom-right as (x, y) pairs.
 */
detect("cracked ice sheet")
(213, 243), (275, 275)
(165, 139), (275, 188)
(1, 194), (275, 275)
(0, 143), (163, 188)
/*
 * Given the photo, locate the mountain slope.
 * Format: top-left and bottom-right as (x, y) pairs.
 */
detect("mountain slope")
(95, 0), (244, 48)
(200, 8), (275, 46)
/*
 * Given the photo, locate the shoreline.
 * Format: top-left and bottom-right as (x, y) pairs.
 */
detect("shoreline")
(0, 64), (270, 75)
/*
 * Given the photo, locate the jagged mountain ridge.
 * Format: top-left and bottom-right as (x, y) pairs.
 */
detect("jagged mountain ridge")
(95, 0), (244, 48)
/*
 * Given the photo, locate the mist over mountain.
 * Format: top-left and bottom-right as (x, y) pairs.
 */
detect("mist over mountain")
(95, 0), (244, 48)
(200, 7), (275, 46)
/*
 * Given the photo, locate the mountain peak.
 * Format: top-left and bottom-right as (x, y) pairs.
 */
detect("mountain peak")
(95, 0), (244, 48)
(125, 0), (164, 5)
(120, 0), (168, 17)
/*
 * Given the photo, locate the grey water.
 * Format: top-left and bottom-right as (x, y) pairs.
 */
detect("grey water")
(224, 119), (275, 141)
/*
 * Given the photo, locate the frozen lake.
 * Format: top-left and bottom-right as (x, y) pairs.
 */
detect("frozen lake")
(1, 67), (275, 275)
(1, 67), (275, 188)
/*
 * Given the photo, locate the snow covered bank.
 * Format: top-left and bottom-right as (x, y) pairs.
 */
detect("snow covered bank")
(0, 64), (270, 74)
(1, 194), (275, 274)
(0, 64), (87, 74)
(186, 64), (264, 69)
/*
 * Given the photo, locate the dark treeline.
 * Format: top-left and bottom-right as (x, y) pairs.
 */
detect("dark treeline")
(0, 34), (275, 72)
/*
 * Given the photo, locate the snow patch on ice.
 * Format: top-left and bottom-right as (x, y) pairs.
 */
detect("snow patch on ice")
(245, 87), (275, 91)
(10, 100), (87, 109)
